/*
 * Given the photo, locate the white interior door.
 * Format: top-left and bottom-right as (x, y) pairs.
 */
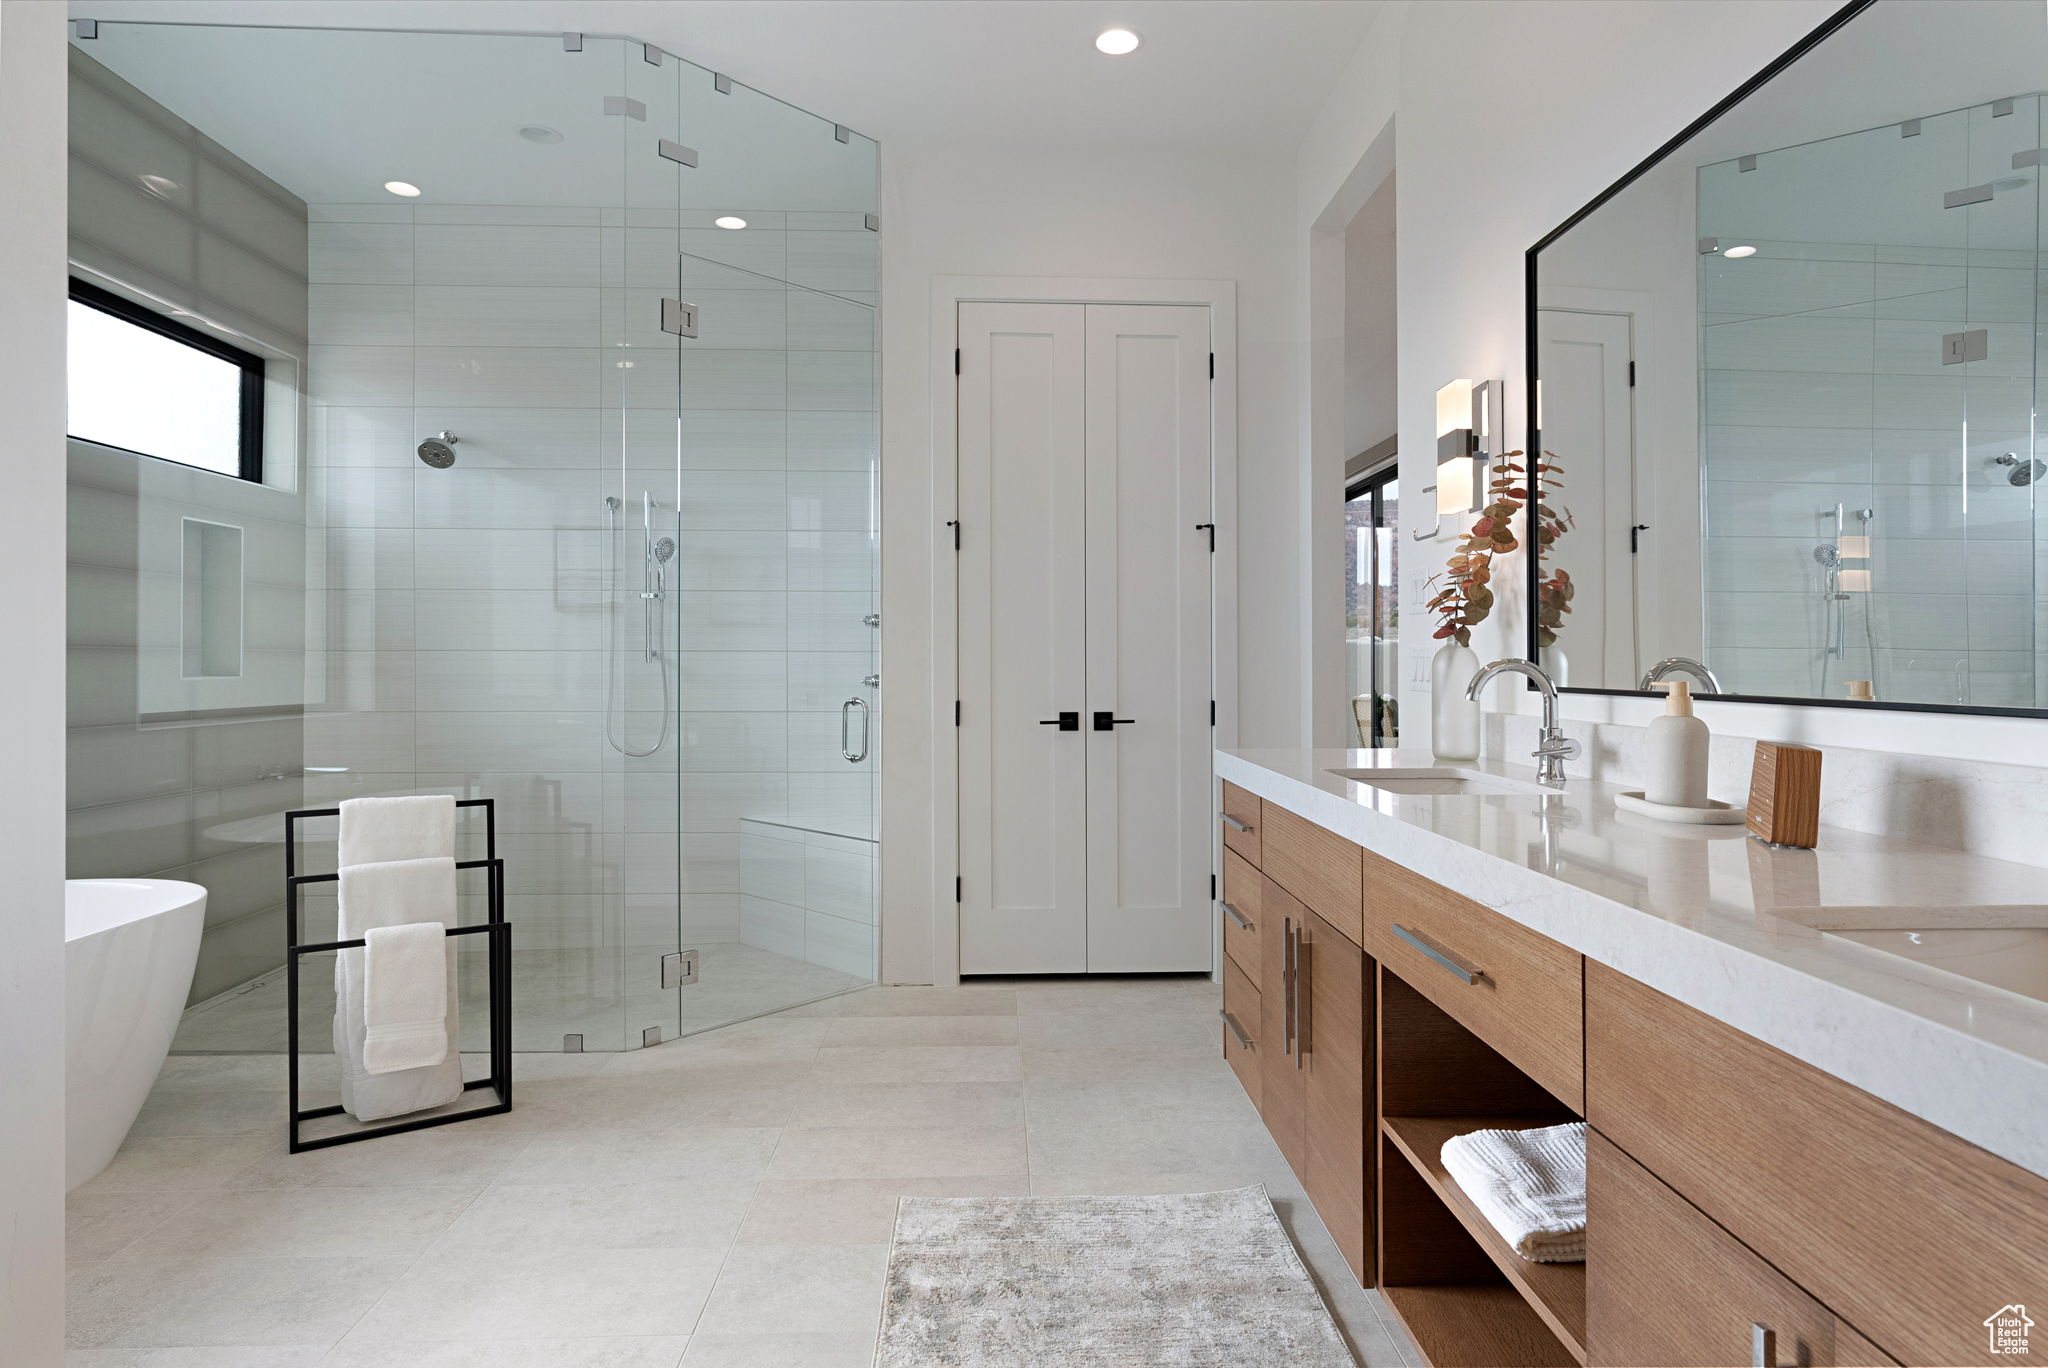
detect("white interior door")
(957, 302), (1088, 974)
(1537, 309), (1638, 687)
(1082, 304), (1213, 972)
(957, 300), (1213, 976)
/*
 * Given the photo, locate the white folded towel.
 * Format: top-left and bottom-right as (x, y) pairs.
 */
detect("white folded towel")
(335, 853), (461, 1119)
(1440, 1121), (1586, 1263)
(338, 794), (455, 866)
(362, 921), (451, 1074)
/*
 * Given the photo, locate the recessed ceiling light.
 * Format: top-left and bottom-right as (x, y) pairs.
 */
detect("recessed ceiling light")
(1095, 28), (1141, 55)
(517, 124), (563, 144)
(383, 180), (422, 198)
(714, 215), (748, 230)
(1722, 244), (1757, 258)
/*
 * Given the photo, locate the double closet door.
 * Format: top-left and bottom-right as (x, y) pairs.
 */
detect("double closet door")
(956, 301), (1214, 975)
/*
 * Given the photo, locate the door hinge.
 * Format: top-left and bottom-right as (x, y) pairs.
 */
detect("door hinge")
(1195, 522), (1215, 552)
(1942, 329), (1988, 365)
(1627, 361), (1636, 387)
(1209, 352), (1215, 380)
(955, 876), (963, 903)
(1210, 699), (1217, 727)
(660, 299), (698, 338)
(661, 949), (699, 989)
(946, 519), (960, 550)
(657, 139), (699, 167)
(954, 699), (962, 727)
(954, 348), (961, 376)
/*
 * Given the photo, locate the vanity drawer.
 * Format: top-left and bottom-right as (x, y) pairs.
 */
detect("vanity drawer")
(1588, 1129), (1838, 1367)
(1361, 849), (1583, 1110)
(1586, 962), (2048, 1368)
(1261, 802), (1363, 946)
(1221, 848), (1262, 980)
(1221, 781), (1262, 864)
(1221, 954), (1261, 1102)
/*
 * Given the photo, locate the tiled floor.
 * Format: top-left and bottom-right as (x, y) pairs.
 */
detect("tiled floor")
(70, 976), (1421, 1366)
(172, 943), (869, 1054)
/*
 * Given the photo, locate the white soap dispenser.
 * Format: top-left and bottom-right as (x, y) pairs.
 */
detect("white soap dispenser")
(1646, 680), (1710, 810)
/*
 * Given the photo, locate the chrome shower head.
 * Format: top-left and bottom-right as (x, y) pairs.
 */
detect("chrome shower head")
(652, 536), (676, 564)
(1996, 453), (2046, 486)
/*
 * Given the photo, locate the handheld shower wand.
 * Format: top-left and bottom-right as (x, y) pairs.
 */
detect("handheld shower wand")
(602, 493), (674, 757)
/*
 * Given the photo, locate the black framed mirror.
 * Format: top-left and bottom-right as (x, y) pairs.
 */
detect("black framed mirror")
(1526, 0), (2048, 717)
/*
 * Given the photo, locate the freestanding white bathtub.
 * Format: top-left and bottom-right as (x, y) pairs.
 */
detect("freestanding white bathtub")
(65, 878), (207, 1190)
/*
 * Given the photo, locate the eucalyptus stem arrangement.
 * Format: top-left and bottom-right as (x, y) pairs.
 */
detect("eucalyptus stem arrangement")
(1423, 450), (1575, 649)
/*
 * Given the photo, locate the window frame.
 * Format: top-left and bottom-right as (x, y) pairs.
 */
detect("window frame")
(68, 277), (266, 483)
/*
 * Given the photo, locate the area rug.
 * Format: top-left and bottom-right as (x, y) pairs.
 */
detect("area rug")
(876, 1185), (1355, 1366)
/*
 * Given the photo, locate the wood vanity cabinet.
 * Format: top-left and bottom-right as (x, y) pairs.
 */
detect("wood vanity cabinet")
(1587, 962), (2048, 1368)
(1258, 885), (1370, 1285)
(1219, 782), (2044, 1368)
(1220, 795), (1373, 1290)
(1588, 1130), (1839, 1367)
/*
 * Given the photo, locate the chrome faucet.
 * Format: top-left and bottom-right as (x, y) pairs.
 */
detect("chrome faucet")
(1465, 658), (1580, 789)
(1638, 656), (1723, 695)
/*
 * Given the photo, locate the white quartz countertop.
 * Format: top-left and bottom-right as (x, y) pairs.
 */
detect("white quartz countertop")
(1216, 747), (2048, 1179)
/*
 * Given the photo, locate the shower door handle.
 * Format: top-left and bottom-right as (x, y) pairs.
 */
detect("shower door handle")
(840, 697), (870, 764)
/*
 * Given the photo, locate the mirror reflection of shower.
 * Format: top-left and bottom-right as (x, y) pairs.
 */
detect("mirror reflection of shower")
(603, 492), (673, 757)
(1815, 503), (1874, 698)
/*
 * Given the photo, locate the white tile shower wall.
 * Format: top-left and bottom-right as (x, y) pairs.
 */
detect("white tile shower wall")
(1492, 711), (2048, 870)
(1700, 236), (2040, 707)
(65, 51), (310, 1004)
(305, 207), (877, 1003)
(738, 817), (879, 977)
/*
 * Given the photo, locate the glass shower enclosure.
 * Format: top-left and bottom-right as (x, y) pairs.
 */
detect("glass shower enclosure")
(64, 21), (879, 1059)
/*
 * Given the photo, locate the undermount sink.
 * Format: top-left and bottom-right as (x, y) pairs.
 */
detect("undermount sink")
(1327, 767), (1551, 797)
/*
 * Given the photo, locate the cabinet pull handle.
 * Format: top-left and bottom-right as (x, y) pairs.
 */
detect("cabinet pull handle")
(1221, 901), (1253, 931)
(1391, 923), (1481, 985)
(1751, 1324), (1776, 1368)
(1219, 1009), (1252, 1050)
(1294, 933), (1311, 1067)
(1281, 916), (1295, 1056)
(1221, 812), (1253, 833)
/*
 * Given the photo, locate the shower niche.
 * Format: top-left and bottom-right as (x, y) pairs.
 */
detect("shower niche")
(65, 21), (880, 1054)
(1528, 0), (2048, 715)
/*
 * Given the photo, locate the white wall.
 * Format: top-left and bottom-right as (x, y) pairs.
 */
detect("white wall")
(0, 1), (71, 1356)
(877, 139), (1299, 982)
(1344, 174), (1397, 461)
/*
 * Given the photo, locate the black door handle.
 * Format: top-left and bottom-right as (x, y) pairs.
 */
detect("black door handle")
(1039, 712), (1080, 731)
(1093, 712), (1135, 731)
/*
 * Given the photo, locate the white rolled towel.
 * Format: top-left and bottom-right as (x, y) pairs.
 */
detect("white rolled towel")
(363, 920), (451, 1074)
(1440, 1121), (1586, 1263)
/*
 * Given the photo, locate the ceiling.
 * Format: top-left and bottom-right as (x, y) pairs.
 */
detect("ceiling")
(75, 0), (1383, 154)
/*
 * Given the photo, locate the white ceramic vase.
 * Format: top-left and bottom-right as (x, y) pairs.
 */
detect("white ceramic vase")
(1430, 641), (1482, 760)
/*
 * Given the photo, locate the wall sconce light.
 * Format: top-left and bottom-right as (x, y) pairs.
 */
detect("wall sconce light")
(1418, 378), (1500, 538)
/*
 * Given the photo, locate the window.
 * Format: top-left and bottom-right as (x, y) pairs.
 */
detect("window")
(67, 278), (265, 481)
(1345, 467), (1400, 747)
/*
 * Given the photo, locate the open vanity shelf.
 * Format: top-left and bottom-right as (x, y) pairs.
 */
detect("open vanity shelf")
(1375, 967), (1584, 1367)
(1380, 1115), (1585, 1364)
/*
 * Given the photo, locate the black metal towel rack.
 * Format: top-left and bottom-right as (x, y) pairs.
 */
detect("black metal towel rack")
(283, 797), (511, 1153)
